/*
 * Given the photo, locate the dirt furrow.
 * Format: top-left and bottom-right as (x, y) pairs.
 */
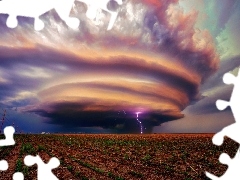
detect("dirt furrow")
(51, 135), (161, 179)
(46, 144), (112, 180)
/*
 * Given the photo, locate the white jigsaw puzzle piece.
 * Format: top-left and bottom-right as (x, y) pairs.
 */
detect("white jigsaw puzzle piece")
(206, 69), (240, 179)
(0, 160), (8, 171)
(212, 70), (240, 146)
(13, 172), (24, 180)
(0, 127), (14, 174)
(76, 0), (122, 30)
(24, 155), (60, 180)
(0, 0), (79, 30)
(0, 126), (15, 146)
(216, 70), (240, 121)
(206, 147), (240, 179)
(212, 123), (240, 146)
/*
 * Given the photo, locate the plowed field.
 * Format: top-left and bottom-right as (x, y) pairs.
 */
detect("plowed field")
(0, 134), (238, 180)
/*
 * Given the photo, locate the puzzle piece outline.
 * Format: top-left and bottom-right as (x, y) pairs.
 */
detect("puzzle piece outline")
(24, 155), (60, 180)
(206, 147), (240, 179)
(13, 172), (24, 180)
(0, 0), (80, 30)
(206, 69), (240, 179)
(0, 126), (13, 174)
(76, 0), (122, 30)
(0, 126), (60, 180)
(0, 126), (15, 146)
(0, 0), (123, 31)
(0, 159), (8, 171)
(212, 70), (240, 146)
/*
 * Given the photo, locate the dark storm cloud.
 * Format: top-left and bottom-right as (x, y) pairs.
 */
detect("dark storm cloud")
(0, 44), (195, 133)
(27, 101), (180, 133)
(0, 0), (219, 133)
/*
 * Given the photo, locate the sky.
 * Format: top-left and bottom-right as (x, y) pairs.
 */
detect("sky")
(0, 0), (239, 134)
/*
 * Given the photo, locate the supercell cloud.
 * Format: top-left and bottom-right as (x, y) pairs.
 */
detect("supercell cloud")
(0, 0), (219, 133)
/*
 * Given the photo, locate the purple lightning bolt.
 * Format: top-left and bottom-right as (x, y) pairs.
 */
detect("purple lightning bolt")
(136, 112), (143, 134)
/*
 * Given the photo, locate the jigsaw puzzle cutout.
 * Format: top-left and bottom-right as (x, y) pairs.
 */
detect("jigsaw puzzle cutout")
(0, 159), (8, 171)
(206, 148), (240, 179)
(13, 172), (24, 180)
(0, 0), (122, 30)
(76, 0), (122, 30)
(0, 126), (15, 146)
(24, 155), (60, 180)
(206, 69), (240, 179)
(0, 0), (79, 30)
(0, 126), (60, 179)
(0, 126), (14, 173)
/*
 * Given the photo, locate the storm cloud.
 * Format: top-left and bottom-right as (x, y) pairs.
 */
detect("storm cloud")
(0, 0), (219, 133)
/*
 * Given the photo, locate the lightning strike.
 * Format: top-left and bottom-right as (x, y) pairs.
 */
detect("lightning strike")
(136, 112), (143, 134)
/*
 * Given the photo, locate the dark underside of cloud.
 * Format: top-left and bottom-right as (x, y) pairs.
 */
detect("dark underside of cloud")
(28, 102), (180, 133)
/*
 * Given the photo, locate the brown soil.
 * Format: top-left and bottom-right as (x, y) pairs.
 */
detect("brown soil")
(0, 134), (238, 180)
